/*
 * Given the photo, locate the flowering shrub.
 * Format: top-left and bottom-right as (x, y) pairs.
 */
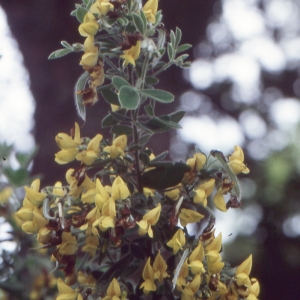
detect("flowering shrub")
(13, 0), (260, 299)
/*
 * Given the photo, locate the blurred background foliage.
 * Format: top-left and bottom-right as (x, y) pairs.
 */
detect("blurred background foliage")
(1, 0), (300, 299)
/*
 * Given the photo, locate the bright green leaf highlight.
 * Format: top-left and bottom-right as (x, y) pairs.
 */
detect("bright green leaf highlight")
(140, 89), (174, 103)
(118, 86), (140, 110)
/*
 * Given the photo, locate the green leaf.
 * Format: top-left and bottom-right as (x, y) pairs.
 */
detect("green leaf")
(118, 86), (140, 110)
(99, 254), (133, 282)
(70, 9), (77, 16)
(15, 152), (35, 169)
(101, 114), (119, 127)
(154, 10), (163, 26)
(111, 125), (132, 136)
(142, 162), (191, 189)
(144, 104), (154, 117)
(140, 89), (174, 103)
(145, 76), (159, 85)
(136, 122), (154, 134)
(181, 61), (192, 68)
(127, 0), (132, 10)
(156, 117), (182, 129)
(60, 40), (72, 49)
(74, 72), (89, 121)
(76, 7), (88, 23)
(176, 54), (189, 61)
(3, 168), (29, 186)
(151, 150), (168, 163)
(170, 30), (176, 48)
(112, 76), (131, 90)
(139, 133), (152, 146)
(140, 9), (147, 31)
(101, 89), (120, 105)
(0, 143), (13, 159)
(177, 43), (192, 53)
(111, 111), (131, 122)
(48, 48), (73, 59)
(117, 17), (129, 26)
(142, 117), (181, 133)
(169, 110), (186, 123)
(167, 43), (174, 61)
(132, 13), (145, 35)
(175, 27), (182, 49)
(97, 83), (114, 94)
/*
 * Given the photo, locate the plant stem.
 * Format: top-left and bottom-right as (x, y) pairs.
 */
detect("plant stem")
(101, 55), (126, 78)
(152, 60), (173, 77)
(132, 112), (143, 193)
(131, 52), (150, 193)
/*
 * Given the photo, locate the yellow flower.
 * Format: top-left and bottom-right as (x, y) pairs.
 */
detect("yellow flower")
(78, 271), (97, 287)
(166, 228), (186, 254)
(142, 0), (158, 24)
(175, 258), (189, 291)
(143, 187), (155, 198)
(188, 242), (205, 275)
(37, 227), (51, 244)
(58, 232), (78, 256)
(165, 186), (181, 201)
(213, 187), (228, 212)
(0, 187), (12, 203)
(80, 52), (98, 69)
(66, 169), (95, 198)
(24, 179), (46, 207)
(153, 251), (169, 283)
(82, 235), (99, 257)
(56, 278), (83, 300)
(111, 176), (130, 200)
(235, 254), (252, 288)
(111, 104), (120, 112)
(140, 258), (156, 295)
(90, 0), (114, 16)
(205, 250), (224, 274)
(136, 203), (161, 238)
(55, 123), (81, 164)
(78, 12), (99, 37)
(21, 207), (48, 234)
(102, 278), (122, 300)
(181, 274), (201, 299)
(205, 233), (222, 252)
(179, 208), (204, 227)
(120, 41), (141, 67)
(76, 134), (102, 165)
(16, 198), (34, 221)
(17, 197), (48, 234)
(104, 135), (127, 158)
(81, 186), (97, 204)
(93, 198), (116, 231)
(193, 178), (215, 206)
(247, 278), (260, 300)
(53, 181), (65, 197)
(204, 233), (224, 274)
(228, 146), (250, 175)
(186, 153), (206, 171)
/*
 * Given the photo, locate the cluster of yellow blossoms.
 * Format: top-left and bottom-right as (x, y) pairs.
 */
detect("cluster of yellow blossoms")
(12, 0), (261, 298)
(16, 121), (258, 299)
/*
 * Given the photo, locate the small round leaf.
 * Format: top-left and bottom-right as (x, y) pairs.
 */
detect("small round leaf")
(118, 86), (140, 110)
